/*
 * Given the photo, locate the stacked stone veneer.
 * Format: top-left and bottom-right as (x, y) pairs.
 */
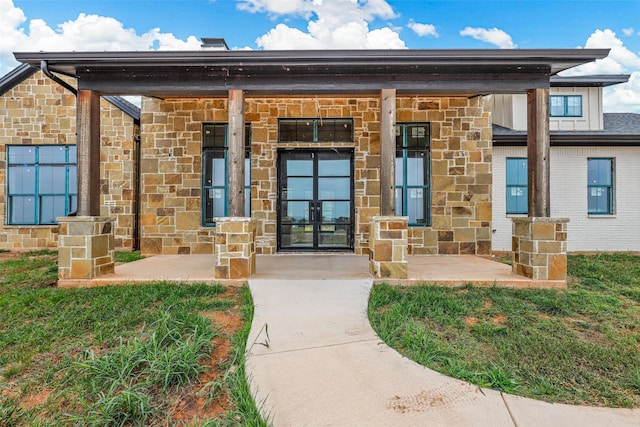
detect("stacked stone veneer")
(369, 216), (408, 279)
(512, 217), (568, 280)
(140, 95), (492, 256)
(214, 217), (256, 280)
(0, 70), (138, 251)
(57, 216), (115, 279)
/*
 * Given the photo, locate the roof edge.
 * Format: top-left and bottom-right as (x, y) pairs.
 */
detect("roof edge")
(0, 63), (38, 96)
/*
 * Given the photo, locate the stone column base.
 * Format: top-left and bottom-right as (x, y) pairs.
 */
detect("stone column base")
(369, 216), (408, 279)
(214, 217), (256, 280)
(512, 217), (568, 280)
(57, 216), (115, 279)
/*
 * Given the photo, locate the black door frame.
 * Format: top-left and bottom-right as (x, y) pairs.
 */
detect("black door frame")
(276, 148), (355, 252)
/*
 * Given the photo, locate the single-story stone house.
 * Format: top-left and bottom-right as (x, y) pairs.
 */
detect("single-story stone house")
(10, 45), (610, 282)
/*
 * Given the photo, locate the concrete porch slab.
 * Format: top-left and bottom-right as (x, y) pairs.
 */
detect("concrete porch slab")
(57, 253), (565, 289)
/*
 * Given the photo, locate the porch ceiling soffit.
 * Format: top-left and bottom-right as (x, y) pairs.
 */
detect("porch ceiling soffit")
(13, 48), (609, 97)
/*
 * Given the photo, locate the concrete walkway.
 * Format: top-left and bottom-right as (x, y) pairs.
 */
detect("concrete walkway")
(246, 279), (640, 426)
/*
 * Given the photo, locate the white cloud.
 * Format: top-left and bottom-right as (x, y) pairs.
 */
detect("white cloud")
(408, 20), (438, 38)
(562, 29), (640, 113)
(622, 27), (635, 37)
(241, 0), (405, 49)
(0, 0), (200, 75)
(459, 26), (516, 49)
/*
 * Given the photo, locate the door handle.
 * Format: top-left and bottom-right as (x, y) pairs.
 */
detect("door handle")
(309, 203), (315, 222)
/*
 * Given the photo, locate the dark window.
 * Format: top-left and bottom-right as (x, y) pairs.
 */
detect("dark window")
(395, 124), (430, 226)
(278, 119), (353, 142)
(506, 157), (528, 214)
(588, 158), (614, 215)
(7, 145), (77, 225)
(202, 124), (251, 225)
(550, 95), (582, 117)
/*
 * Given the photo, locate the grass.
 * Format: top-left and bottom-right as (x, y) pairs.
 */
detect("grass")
(369, 253), (640, 408)
(114, 250), (144, 264)
(0, 250), (266, 425)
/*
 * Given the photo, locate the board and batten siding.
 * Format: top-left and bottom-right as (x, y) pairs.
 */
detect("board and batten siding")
(492, 146), (640, 252)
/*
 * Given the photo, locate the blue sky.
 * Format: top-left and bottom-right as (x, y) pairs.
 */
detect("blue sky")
(2, 0), (640, 111)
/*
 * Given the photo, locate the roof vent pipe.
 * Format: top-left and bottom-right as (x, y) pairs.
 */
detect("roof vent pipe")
(40, 60), (77, 95)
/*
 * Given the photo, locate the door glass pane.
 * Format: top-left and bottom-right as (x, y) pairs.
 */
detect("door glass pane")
(287, 178), (313, 199)
(8, 166), (36, 194)
(8, 146), (36, 164)
(282, 224), (313, 247)
(286, 159), (313, 176)
(321, 201), (350, 223)
(39, 166), (66, 194)
(39, 146), (67, 164)
(319, 224), (349, 247)
(318, 178), (350, 199)
(318, 159), (349, 176)
(282, 201), (309, 223)
(9, 196), (35, 224)
(40, 195), (66, 224)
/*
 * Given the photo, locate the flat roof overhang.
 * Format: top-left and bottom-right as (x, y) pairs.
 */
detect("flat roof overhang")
(14, 48), (610, 97)
(494, 133), (640, 147)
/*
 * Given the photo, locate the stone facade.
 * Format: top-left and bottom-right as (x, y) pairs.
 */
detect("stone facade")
(214, 217), (256, 280)
(0, 70), (138, 251)
(57, 216), (115, 279)
(140, 95), (492, 257)
(512, 217), (568, 280)
(369, 216), (408, 279)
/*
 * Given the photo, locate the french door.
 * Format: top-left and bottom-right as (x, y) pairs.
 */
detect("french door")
(277, 149), (354, 251)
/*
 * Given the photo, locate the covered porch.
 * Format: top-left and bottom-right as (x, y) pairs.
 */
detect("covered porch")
(57, 254), (566, 289)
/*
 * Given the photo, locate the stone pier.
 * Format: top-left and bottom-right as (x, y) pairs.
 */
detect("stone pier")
(57, 216), (115, 280)
(369, 216), (408, 279)
(214, 217), (256, 280)
(512, 217), (568, 281)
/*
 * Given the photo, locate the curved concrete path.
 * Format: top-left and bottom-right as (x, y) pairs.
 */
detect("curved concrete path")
(246, 279), (640, 426)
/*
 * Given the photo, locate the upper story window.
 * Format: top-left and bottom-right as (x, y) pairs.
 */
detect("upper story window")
(506, 158), (528, 214)
(279, 119), (353, 142)
(395, 123), (430, 226)
(7, 145), (77, 225)
(202, 123), (251, 225)
(550, 95), (582, 117)
(588, 158), (614, 215)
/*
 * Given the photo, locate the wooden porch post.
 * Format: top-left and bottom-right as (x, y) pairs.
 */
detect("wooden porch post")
(380, 88), (397, 216)
(228, 89), (245, 217)
(76, 90), (101, 216)
(527, 88), (550, 217)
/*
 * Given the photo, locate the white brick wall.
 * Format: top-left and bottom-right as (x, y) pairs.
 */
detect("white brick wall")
(493, 146), (640, 251)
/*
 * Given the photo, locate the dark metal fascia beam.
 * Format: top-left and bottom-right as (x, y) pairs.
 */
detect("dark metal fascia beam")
(494, 134), (640, 146)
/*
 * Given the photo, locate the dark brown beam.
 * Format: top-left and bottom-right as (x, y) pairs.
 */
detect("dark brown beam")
(76, 89), (101, 216)
(228, 89), (245, 217)
(380, 88), (396, 216)
(527, 88), (550, 217)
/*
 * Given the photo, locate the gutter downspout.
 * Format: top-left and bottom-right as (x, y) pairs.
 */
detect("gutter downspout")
(40, 60), (77, 95)
(133, 134), (141, 251)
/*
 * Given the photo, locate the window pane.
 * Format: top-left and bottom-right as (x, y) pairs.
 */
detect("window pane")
(407, 188), (426, 224)
(332, 119), (353, 141)
(395, 187), (403, 216)
(203, 151), (226, 186)
(507, 186), (527, 214)
(550, 96), (565, 116)
(68, 145), (77, 162)
(39, 166), (66, 194)
(588, 159), (612, 185)
(279, 119), (313, 142)
(40, 195), (66, 224)
(204, 188), (226, 223)
(8, 146), (36, 164)
(8, 166), (36, 194)
(68, 166), (77, 194)
(317, 119), (353, 142)
(588, 187), (611, 214)
(395, 154), (403, 183)
(70, 195), (77, 213)
(406, 125), (429, 148)
(203, 124), (226, 147)
(9, 196), (36, 224)
(245, 185), (251, 217)
(39, 146), (67, 164)
(319, 178), (350, 200)
(566, 96), (582, 116)
(406, 151), (426, 186)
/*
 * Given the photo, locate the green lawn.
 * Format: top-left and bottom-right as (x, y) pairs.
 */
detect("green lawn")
(369, 253), (640, 408)
(0, 250), (266, 426)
